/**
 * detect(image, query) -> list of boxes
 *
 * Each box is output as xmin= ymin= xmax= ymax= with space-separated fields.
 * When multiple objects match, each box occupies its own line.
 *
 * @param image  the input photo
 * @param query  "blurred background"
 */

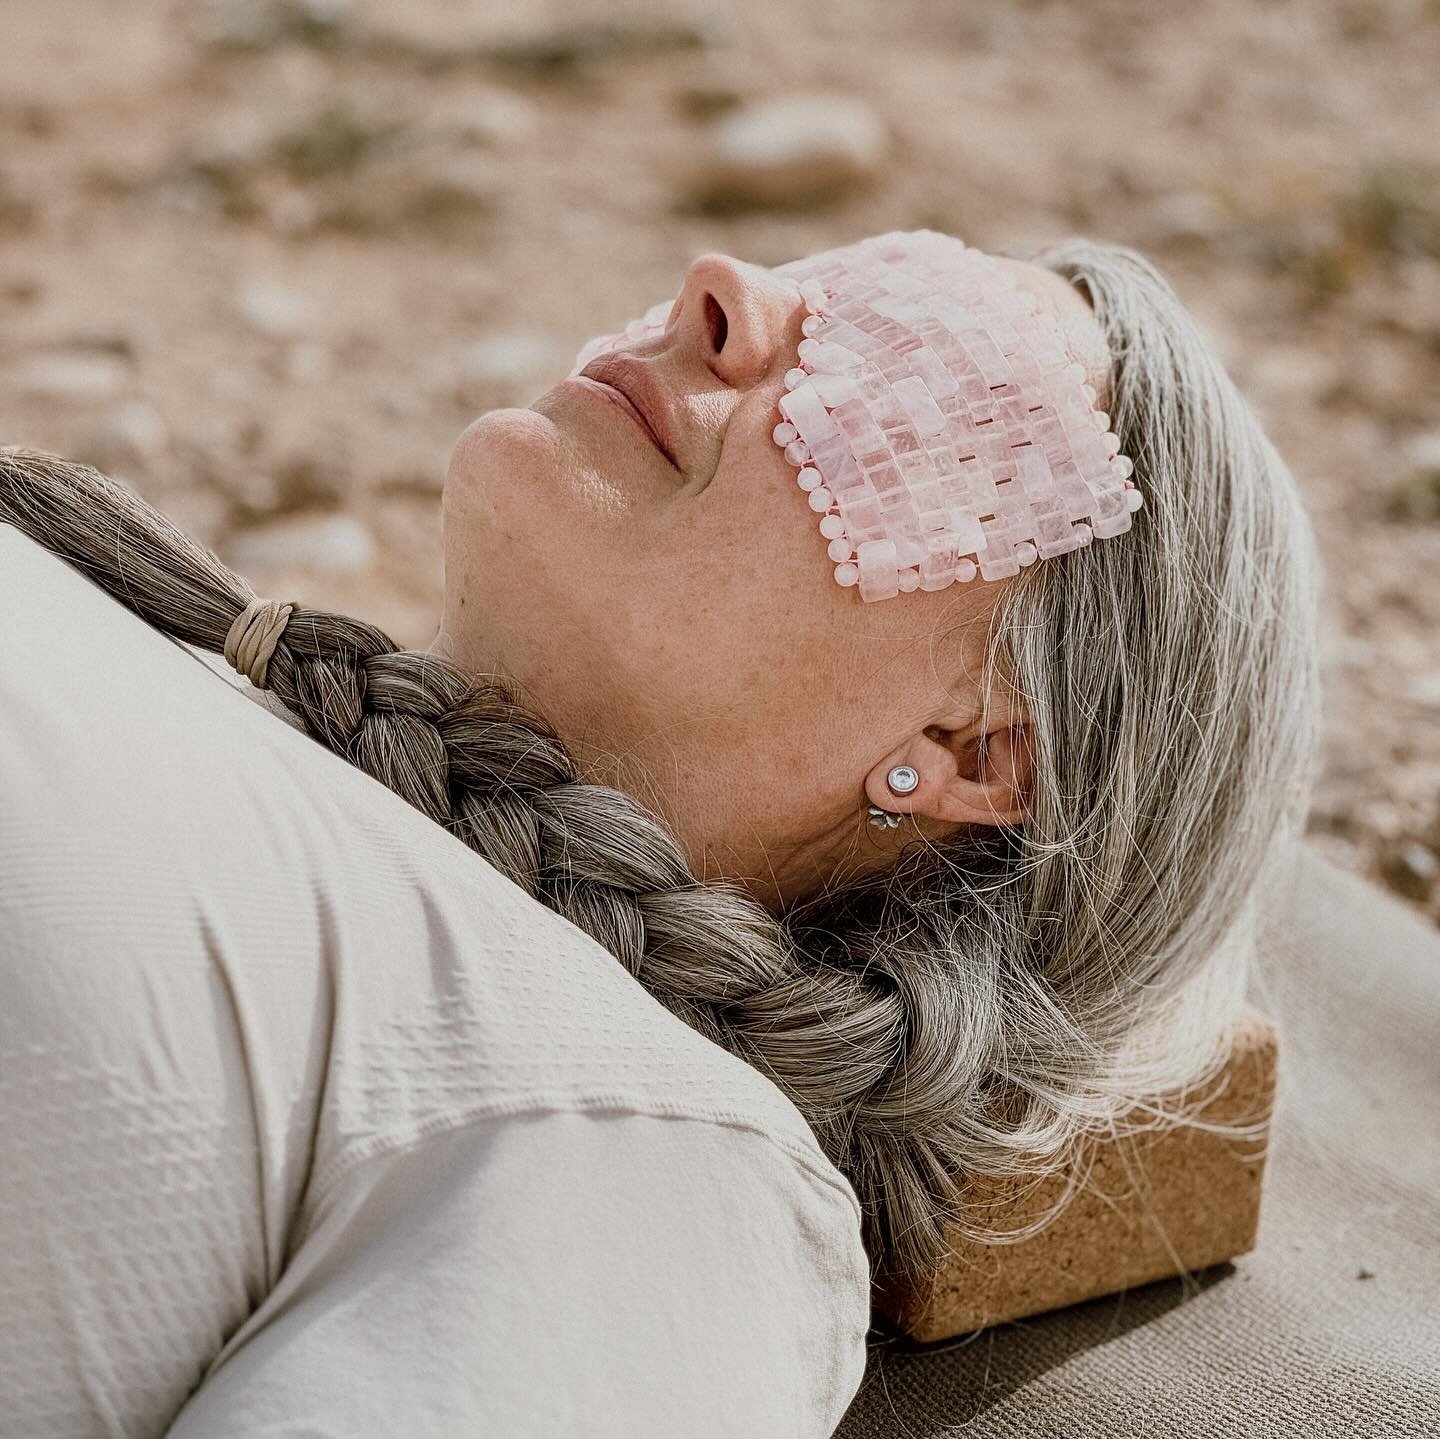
xmin=2 ymin=0 xmax=1437 ymax=923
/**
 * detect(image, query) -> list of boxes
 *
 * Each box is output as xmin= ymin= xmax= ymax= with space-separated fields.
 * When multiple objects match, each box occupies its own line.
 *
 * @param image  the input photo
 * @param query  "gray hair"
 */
xmin=0 ymin=235 xmax=1321 ymax=1296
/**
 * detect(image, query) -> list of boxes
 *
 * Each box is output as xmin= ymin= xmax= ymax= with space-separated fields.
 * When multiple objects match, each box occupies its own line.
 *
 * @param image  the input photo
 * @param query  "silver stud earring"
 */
xmin=867 ymin=764 xmax=919 ymax=829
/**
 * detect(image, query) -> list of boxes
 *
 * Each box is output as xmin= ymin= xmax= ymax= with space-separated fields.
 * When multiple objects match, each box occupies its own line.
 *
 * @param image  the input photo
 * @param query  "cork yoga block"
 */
xmin=873 ymin=1004 xmax=1279 ymax=1343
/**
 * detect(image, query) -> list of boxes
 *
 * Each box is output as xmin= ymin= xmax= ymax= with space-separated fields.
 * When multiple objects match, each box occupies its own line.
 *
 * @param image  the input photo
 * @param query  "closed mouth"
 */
xmin=577 ymin=356 xmax=679 ymax=470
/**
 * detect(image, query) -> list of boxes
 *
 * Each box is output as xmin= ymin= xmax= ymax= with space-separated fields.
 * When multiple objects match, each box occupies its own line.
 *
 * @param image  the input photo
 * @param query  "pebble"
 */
xmin=313 ymin=149 xmax=500 ymax=233
xmin=15 ymin=350 xmax=131 ymax=401
xmin=223 ymin=511 xmax=377 ymax=576
xmin=1407 ymin=672 xmax=1440 ymax=710
xmin=1379 ymin=839 xmax=1439 ymax=903
xmin=430 ymin=91 xmax=538 ymax=147
xmin=1246 ymin=346 xmax=1338 ymax=401
xmin=191 ymin=0 xmax=353 ymax=51
xmin=1400 ymin=428 xmax=1440 ymax=476
xmin=286 ymin=342 xmax=335 ymax=384
xmin=457 ymin=330 xmax=554 ymax=386
xmin=70 ymin=401 xmax=170 ymax=471
xmin=475 ymin=18 xmax=715 ymax=74
xmin=696 ymin=93 xmax=888 ymax=210
xmin=1144 ymin=190 xmax=1230 ymax=245
xmin=236 ymin=279 xmax=316 ymax=339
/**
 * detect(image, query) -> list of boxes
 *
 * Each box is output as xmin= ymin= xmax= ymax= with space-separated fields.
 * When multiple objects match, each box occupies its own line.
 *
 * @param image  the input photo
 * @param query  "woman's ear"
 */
xmin=865 ymin=716 xmax=1033 ymax=830
xmin=966 ymin=722 xmax=1033 ymax=827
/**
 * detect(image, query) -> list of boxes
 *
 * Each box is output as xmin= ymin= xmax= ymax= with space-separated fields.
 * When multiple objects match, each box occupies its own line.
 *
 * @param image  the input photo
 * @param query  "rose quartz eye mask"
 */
xmin=572 ymin=229 xmax=1142 ymax=602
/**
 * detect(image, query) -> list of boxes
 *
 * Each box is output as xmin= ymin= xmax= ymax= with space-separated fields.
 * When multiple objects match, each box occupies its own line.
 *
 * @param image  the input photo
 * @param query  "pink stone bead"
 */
xmin=802 ymin=315 xmax=825 ymax=338
xmin=834 ymin=563 xmax=860 ymax=586
xmin=784 ymin=368 xmax=808 ymax=390
xmin=819 ymin=513 xmax=846 ymax=539
xmin=956 ymin=559 xmax=978 ymax=582
xmin=1074 ymin=523 xmax=1093 ymax=543
xmin=1126 ymin=489 xmax=1145 ymax=512
xmin=808 ymin=486 xmax=834 ymax=512
xmin=773 ymin=422 xmax=799 ymax=447
xmin=897 ymin=569 xmax=920 ymax=592
xmin=784 ymin=439 xmax=811 ymax=466
xmin=1015 ymin=541 xmax=1038 ymax=566
xmin=827 ymin=537 xmax=853 ymax=562
xmin=796 ymin=467 xmax=823 ymax=491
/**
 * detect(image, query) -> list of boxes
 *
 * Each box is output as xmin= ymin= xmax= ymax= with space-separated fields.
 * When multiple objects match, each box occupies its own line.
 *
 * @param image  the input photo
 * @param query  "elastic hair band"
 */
xmin=224 ymin=596 xmax=295 ymax=690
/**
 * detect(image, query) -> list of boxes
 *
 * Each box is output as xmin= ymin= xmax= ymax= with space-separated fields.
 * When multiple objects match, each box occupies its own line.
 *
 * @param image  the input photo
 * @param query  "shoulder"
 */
xmin=180 ymin=1106 xmax=871 ymax=1439
xmin=0 ymin=519 xmax=857 ymax=1242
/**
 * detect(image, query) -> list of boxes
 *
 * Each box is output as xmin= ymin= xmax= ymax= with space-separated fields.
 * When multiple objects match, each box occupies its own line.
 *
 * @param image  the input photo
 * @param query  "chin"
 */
xmin=444 ymin=406 xmax=567 ymax=517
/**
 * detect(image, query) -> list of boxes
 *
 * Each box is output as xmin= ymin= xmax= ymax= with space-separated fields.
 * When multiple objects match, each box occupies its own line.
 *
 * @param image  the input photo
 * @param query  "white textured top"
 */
xmin=0 ymin=522 xmax=871 ymax=1438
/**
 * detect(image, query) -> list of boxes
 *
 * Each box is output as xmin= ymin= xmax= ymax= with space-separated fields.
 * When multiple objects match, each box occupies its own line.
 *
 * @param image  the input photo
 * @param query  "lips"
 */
xmin=578 ymin=354 xmax=679 ymax=469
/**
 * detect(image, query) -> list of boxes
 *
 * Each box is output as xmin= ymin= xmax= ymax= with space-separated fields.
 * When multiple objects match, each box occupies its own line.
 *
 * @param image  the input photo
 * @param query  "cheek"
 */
xmin=692 ymin=442 xmax=838 ymax=610
xmin=642 ymin=464 xmax=845 ymax=703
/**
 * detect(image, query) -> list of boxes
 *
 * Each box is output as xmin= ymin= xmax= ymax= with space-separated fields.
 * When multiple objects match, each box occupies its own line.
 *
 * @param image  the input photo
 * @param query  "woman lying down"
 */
xmin=0 ymin=229 xmax=1320 ymax=1436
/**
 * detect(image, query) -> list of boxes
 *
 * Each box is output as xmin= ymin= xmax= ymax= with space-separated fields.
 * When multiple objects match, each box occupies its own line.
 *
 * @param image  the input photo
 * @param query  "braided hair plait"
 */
xmin=0 ymin=447 xmax=920 ymax=1277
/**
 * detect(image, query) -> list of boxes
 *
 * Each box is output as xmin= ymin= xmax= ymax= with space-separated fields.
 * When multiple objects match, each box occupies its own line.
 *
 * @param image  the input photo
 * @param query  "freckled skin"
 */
xmin=430 ymin=244 xmax=1110 ymax=913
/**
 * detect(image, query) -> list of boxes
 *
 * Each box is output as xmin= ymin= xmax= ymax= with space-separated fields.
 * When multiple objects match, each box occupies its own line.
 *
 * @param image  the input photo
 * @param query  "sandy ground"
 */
xmin=3 ymin=0 xmax=1438 ymax=925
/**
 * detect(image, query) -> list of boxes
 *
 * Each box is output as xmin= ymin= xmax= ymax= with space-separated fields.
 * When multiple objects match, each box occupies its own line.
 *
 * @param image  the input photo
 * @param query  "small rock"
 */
xmin=475 ymin=19 xmax=714 ymax=75
xmin=271 ymin=452 xmax=349 ymax=512
xmin=1381 ymin=471 xmax=1440 ymax=523
xmin=223 ymin=510 xmax=377 ymax=576
xmin=286 ymin=341 xmax=335 ymax=384
xmin=673 ymin=83 xmax=745 ymax=120
xmin=236 ymin=278 xmax=316 ymax=339
xmin=1305 ymin=803 xmax=1362 ymax=841
xmin=1407 ymin=672 xmax=1440 ymax=709
xmin=263 ymin=188 xmax=322 ymax=236
xmin=191 ymin=0 xmax=353 ymax=51
xmin=1144 ymin=190 xmax=1230 ymax=246
xmin=694 ymin=93 xmax=888 ymax=212
xmin=184 ymin=107 xmax=283 ymax=177
xmin=272 ymin=99 xmax=409 ymax=181
xmin=457 ymin=330 xmax=555 ymax=386
xmin=154 ymin=483 xmax=232 ymax=545
xmin=429 ymin=90 xmax=537 ymax=147
xmin=0 ymin=172 xmax=37 ymax=233
xmin=1400 ymin=428 xmax=1440 ymax=476
xmin=3 ymin=275 xmax=41 ymax=305
xmin=70 ymin=401 xmax=170 ymax=471
xmin=15 ymin=349 xmax=131 ymax=401
xmin=1380 ymin=427 xmax=1440 ymax=522
xmin=1246 ymin=346 xmax=1339 ymax=402
xmin=311 ymin=148 xmax=500 ymax=234
xmin=1379 ymin=839 xmax=1439 ymax=903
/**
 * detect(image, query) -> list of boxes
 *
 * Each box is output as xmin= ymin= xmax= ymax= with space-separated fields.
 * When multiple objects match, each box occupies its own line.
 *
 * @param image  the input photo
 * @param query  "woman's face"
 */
xmin=432 ymin=241 xmax=1110 ymax=912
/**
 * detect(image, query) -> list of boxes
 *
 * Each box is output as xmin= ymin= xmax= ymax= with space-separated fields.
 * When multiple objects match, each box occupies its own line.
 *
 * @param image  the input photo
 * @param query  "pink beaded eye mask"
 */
xmin=572 ymin=229 xmax=1142 ymax=602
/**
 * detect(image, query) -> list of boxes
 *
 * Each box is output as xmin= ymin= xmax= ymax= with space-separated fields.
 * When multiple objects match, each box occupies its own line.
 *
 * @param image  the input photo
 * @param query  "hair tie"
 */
xmin=224 ymin=596 xmax=296 ymax=690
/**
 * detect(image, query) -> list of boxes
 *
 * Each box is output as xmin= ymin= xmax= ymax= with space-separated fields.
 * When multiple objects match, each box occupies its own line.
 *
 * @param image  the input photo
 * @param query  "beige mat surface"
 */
xmin=836 ymin=839 xmax=1440 ymax=1438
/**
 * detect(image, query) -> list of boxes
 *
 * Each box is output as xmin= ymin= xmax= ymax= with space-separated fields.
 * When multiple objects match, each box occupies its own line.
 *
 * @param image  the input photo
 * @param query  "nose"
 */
xmin=671 ymin=253 xmax=802 ymax=388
